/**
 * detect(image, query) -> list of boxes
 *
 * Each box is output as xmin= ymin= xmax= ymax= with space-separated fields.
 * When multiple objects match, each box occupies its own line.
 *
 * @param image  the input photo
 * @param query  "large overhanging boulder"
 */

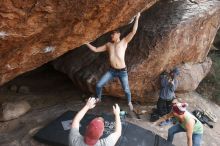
xmin=53 ymin=0 xmax=220 ymax=102
xmin=0 ymin=0 xmax=157 ymax=85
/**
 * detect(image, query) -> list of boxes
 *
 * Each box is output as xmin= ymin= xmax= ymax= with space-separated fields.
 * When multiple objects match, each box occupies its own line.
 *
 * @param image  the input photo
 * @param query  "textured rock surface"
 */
xmin=214 ymin=29 xmax=220 ymax=48
xmin=0 ymin=100 xmax=31 ymax=121
xmin=177 ymin=57 xmax=212 ymax=92
xmin=53 ymin=0 xmax=220 ymax=102
xmin=0 ymin=0 xmax=156 ymax=85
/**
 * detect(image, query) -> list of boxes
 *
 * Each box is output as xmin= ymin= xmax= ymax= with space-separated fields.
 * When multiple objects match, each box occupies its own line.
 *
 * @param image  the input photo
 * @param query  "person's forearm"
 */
xmin=86 ymin=43 xmax=97 ymax=52
xmin=132 ymin=16 xmax=139 ymax=33
xmin=186 ymin=130 xmax=193 ymax=146
xmin=187 ymin=138 xmax=193 ymax=146
xmin=72 ymin=105 xmax=89 ymax=126
xmin=173 ymin=81 xmax=178 ymax=90
xmin=169 ymin=80 xmax=177 ymax=91
xmin=114 ymin=114 xmax=122 ymax=136
xmin=169 ymin=83 xmax=175 ymax=92
xmin=156 ymin=113 xmax=173 ymax=124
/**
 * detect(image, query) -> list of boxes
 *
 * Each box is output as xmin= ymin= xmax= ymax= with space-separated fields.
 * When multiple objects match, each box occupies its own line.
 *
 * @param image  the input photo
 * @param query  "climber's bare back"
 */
xmin=106 ymin=40 xmax=127 ymax=69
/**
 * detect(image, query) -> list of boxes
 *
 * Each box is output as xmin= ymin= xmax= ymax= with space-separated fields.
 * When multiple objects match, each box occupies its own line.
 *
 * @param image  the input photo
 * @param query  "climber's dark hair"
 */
xmin=112 ymin=30 xmax=120 ymax=34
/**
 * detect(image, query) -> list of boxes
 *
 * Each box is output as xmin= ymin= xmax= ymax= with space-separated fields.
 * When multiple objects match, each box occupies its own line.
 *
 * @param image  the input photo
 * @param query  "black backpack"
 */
xmin=192 ymin=110 xmax=213 ymax=128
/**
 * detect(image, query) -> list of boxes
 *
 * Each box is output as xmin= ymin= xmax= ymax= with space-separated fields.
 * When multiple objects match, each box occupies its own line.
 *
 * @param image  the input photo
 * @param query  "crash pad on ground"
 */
xmin=34 ymin=111 xmax=174 ymax=146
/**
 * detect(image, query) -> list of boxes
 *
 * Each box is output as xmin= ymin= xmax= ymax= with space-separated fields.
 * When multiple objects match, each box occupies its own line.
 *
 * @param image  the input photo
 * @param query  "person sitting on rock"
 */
xmin=154 ymin=102 xmax=203 ymax=146
xmin=85 ymin=12 xmax=141 ymax=111
xmin=69 ymin=97 xmax=121 ymax=146
xmin=156 ymin=67 xmax=180 ymax=125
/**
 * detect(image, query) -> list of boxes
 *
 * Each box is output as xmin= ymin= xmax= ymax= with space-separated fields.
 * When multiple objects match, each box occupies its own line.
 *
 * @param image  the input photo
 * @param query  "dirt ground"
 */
xmin=0 ymin=65 xmax=220 ymax=146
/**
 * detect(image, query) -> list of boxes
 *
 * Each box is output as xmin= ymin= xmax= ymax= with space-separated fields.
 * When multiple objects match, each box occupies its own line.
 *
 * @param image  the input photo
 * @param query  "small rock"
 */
xmin=18 ymin=86 xmax=30 ymax=94
xmin=0 ymin=100 xmax=31 ymax=121
xmin=9 ymin=85 xmax=18 ymax=92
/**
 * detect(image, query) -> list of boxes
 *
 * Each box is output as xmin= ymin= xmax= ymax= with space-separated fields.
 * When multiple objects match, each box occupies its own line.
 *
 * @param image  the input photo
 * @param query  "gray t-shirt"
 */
xmin=69 ymin=128 xmax=118 ymax=146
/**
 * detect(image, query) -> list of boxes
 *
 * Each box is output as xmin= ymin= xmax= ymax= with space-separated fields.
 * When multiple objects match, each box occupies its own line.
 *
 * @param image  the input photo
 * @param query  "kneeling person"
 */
xmin=157 ymin=68 xmax=179 ymax=117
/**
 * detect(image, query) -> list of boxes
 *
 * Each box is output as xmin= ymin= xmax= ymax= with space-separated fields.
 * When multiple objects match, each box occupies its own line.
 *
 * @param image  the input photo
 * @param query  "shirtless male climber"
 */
xmin=86 ymin=12 xmax=141 ymax=111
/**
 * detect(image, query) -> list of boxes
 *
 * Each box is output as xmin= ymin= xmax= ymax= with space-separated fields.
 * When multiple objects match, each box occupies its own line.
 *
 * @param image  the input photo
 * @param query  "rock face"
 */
xmin=0 ymin=0 xmax=156 ymax=85
xmin=0 ymin=100 xmax=31 ymax=121
xmin=177 ymin=58 xmax=212 ymax=92
xmin=53 ymin=0 xmax=220 ymax=102
xmin=214 ymin=29 xmax=220 ymax=48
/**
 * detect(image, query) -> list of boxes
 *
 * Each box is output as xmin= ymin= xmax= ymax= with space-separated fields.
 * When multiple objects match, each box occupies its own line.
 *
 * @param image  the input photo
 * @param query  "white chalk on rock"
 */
xmin=43 ymin=46 xmax=55 ymax=53
xmin=0 ymin=31 xmax=8 ymax=39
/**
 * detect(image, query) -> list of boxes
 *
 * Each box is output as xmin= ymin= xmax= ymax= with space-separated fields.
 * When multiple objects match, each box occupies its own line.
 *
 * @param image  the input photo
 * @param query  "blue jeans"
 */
xmin=167 ymin=124 xmax=202 ymax=146
xmin=96 ymin=68 xmax=131 ymax=103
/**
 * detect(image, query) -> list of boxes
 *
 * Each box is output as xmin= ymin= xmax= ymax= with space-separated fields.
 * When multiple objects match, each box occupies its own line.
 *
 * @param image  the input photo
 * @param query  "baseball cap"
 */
xmin=84 ymin=117 xmax=104 ymax=145
xmin=172 ymin=102 xmax=188 ymax=115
